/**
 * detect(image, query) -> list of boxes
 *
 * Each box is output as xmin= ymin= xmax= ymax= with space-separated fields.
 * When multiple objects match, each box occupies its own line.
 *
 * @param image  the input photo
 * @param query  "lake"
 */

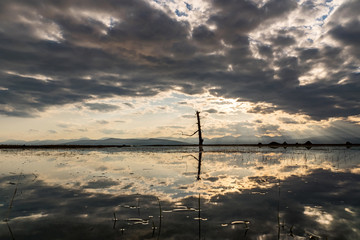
xmin=1 ymin=146 xmax=359 ymax=239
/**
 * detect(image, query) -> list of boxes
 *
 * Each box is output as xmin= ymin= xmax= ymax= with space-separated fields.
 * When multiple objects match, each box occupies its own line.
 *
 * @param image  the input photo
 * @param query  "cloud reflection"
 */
xmin=0 ymin=147 xmax=359 ymax=239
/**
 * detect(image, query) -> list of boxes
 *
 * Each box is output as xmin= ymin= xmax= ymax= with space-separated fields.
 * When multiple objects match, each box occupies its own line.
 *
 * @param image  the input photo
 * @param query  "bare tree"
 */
xmin=196 ymin=111 xmax=204 ymax=148
xmin=182 ymin=111 xmax=204 ymax=149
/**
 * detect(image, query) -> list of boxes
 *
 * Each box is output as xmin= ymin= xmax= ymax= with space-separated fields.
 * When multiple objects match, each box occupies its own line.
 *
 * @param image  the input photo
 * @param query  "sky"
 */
xmin=0 ymin=0 xmax=359 ymax=143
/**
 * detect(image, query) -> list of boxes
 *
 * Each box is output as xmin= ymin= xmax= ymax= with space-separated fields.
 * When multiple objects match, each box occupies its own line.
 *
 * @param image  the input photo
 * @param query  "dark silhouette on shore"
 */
xmin=1 ymin=141 xmax=359 ymax=149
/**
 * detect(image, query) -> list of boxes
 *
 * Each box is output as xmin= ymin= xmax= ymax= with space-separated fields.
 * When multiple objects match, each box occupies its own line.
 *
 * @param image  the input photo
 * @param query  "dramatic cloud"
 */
xmin=0 ymin=0 xmax=359 ymax=124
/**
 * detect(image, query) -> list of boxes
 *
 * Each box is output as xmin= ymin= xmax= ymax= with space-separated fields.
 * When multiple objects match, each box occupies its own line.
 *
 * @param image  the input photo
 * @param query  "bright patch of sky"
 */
xmin=5 ymin=71 xmax=53 ymax=82
xmin=175 ymin=9 xmax=188 ymax=17
xmin=148 ymin=0 xmax=213 ymax=28
xmin=1 ymin=89 xmax=354 ymax=143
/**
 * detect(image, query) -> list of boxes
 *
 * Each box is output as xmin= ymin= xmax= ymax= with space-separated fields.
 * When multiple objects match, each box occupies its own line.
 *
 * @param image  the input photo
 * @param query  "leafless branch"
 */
xmin=180 ymin=130 xmax=199 ymax=137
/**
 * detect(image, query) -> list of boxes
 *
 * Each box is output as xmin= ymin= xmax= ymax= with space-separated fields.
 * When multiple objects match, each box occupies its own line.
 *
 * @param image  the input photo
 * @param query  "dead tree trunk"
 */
xmin=196 ymin=111 xmax=204 ymax=149
xmin=181 ymin=111 xmax=204 ymax=151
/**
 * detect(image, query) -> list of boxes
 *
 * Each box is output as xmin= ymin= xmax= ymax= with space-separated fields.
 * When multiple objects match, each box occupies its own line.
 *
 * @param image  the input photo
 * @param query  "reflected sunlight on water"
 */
xmin=0 ymin=146 xmax=359 ymax=239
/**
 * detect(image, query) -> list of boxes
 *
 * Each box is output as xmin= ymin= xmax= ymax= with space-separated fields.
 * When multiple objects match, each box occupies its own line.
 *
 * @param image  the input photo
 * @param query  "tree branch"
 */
xmin=181 ymin=130 xmax=199 ymax=137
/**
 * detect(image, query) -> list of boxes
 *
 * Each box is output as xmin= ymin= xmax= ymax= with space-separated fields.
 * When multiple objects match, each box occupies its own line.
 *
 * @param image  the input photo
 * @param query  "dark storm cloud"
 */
xmin=123 ymin=102 xmax=134 ymax=108
xmin=327 ymin=0 xmax=360 ymax=55
xmin=0 ymin=0 xmax=359 ymax=120
xmin=256 ymin=124 xmax=280 ymax=134
xmin=83 ymin=179 xmax=118 ymax=189
xmin=207 ymin=0 xmax=297 ymax=40
xmin=192 ymin=25 xmax=218 ymax=46
xmin=298 ymin=48 xmax=320 ymax=61
xmin=270 ymin=35 xmax=296 ymax=47
xmin=84 ymin=103 xmax=119 ymax=112
xmin=248 ymin=105 xmax=276 ymax=114
xmin=278 ymin=117 xmax=299 ymax=124
xmin=329 ymin=20 xmax=360 ymax=55
xmin=258 ymin=44 xmax=273 ymax=58
xmin=204 ymin=108 xmax=218 ymax=114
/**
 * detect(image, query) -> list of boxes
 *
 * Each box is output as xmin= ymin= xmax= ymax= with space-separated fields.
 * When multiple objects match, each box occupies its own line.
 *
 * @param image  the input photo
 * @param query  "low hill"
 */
xmin=64 ymin=138 xmax=188 ymax=146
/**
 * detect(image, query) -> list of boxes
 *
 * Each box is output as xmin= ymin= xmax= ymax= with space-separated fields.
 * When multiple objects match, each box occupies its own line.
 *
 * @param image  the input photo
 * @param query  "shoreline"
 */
xmin=0 ymin=143 xmax=359 ymax=149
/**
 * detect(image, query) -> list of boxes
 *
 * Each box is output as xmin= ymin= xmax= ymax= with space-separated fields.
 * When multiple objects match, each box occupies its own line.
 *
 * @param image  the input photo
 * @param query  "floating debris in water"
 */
xmin=231 ymin=220 xmax=250 ymax=225
xmin=126 ymin=218 xmax=149 ymax=225
xmin=172 ymin=206 xmax=196 ymax=212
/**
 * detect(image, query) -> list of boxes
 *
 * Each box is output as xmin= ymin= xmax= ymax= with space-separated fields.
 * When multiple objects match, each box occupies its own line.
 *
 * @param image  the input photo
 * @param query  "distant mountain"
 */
xmin=63 ymin=138 xmax=188 ymax=146
xmin=0 ymin=138 xmax=189 ymax=146
xmin=0 ymin=138 xmax=90 ymax=145
xmin=1 ymin=136 xmax=359 ymax=146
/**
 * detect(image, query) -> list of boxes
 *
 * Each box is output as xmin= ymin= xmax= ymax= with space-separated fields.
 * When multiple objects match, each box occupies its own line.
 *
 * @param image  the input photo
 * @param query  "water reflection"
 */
xmin=0 ymin=147 xmax=360 ymax=239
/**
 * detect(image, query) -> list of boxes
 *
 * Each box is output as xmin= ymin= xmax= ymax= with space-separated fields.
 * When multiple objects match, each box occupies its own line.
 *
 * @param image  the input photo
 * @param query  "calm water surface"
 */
xmin=0 ymin=146 xmax=359 ymax=239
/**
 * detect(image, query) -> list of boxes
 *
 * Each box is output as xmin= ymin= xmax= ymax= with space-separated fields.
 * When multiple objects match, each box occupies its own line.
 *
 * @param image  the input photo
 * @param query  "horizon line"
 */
xmin=1 ymin=143 xmax=359 ymax=149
